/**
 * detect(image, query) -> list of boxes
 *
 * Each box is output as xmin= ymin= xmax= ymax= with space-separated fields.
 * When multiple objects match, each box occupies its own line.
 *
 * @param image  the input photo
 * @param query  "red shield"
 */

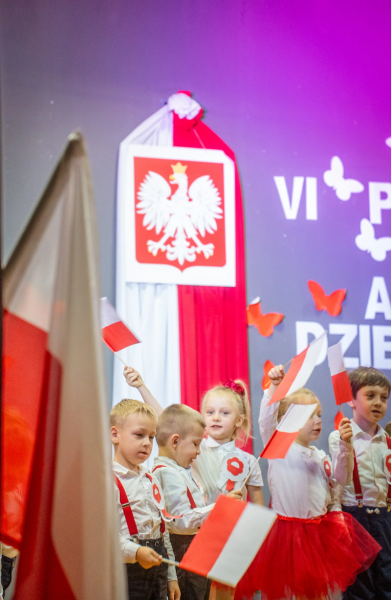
xmin=134 ymin=157 xmax=226 ymax=272
xmin=153 ymin=483 xmax=162 ymax=505
xmin=324 ymin=460 xmax=332 ymax=478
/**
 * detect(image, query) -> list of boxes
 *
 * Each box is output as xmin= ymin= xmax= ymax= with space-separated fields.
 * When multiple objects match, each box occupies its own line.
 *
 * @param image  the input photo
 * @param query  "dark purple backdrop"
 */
xmin=1 ymin=0 xmax=391 ymax=498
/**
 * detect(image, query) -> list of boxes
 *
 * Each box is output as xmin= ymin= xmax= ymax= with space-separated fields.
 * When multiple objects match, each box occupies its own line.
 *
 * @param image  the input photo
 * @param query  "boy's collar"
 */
xmin=351 ymin=420 xmax=385 ymax=439
xmin=154 ymin=455 xmax=181 ymax=469
xmin=112 ymin=460 xmax=147 ymax=477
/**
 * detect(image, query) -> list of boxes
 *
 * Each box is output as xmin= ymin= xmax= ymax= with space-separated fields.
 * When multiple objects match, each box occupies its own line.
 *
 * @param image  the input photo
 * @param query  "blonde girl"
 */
xmin=192 ymin=379 xmax=264 ymax=506
xmin=234 ymin=365 xmax=381 ymax=600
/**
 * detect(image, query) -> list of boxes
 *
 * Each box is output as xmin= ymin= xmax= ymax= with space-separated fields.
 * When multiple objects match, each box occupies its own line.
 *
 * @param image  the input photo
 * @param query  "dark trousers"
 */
xmin=1 ymin=555 xmax=17 ymax=598
xmin=170 ymin=534 xmax=211 ymax=600
xmin=126 ymin=538 xmax=168 ymax=600
xmin=342 ymin=505 xmax=391 ymax=600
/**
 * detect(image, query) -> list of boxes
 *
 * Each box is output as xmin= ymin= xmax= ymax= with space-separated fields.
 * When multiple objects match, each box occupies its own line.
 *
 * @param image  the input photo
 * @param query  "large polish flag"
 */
xmin=327 ymin=342 xmax=353 ymax=405
xmin=180 ymin=495 xmax=276 ymax=587
xmin=261 ymin=403 xmax=318 ymax=459
xmin=2 ymin=133 xmax=126 ymax=600
xmin=267 ymin=332 xmax=327 ymax=406
xmin=115 ymin=92 xmax=251 ymax=451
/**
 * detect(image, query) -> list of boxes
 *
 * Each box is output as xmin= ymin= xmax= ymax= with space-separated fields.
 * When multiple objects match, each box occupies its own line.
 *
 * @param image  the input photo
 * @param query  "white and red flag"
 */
xmin=327 ymin=342 xmax=353 ymax=405
xmin=101 ymin=296 xmax=140 ymax=352
xmin=179 ymin=495 xmax=276 ymax=587
xmin=115 ymin=92 xmax=251 ymax=452
xmin=2 ymin=134 xmax=126 ymax=599
xmin=267 ymin=332 xmax=327 ymax=405
xmin=261 ymin=403 xmax=319 ymax=459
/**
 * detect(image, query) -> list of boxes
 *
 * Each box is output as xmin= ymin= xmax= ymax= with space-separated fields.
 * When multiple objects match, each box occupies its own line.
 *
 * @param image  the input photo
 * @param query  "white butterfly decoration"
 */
xmin=386 ymin=137 xmax=391 ymax=148
xmin=324 ymin=156 xmax=364 ymax=201
xmin=355 ymin=218 xmax=391 ymax=262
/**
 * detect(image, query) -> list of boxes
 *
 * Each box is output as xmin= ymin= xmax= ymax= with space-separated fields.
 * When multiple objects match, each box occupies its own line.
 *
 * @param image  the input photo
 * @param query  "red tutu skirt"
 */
xmin=234 ymin=511 xmax=381 ymax=600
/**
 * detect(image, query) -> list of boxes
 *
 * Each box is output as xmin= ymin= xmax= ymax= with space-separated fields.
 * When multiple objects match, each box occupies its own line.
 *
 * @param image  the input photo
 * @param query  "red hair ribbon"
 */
xmin=224 ymin=380 xmax=245 ymax=397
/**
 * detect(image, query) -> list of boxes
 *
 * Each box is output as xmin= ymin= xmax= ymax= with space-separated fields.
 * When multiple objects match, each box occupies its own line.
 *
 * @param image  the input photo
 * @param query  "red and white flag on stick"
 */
xmin=101 ymin=296 xmax=140 ymax=354
xmin=267 ymin=332 xmax=327 ymax=406
xmin=2 ymin=133 xmax=126 ymax=600
xmin=327 ymin=342 xmax=353 ymax=406
xmin=261 ymin=403 xmax=318 ymax=459
xmin=179 ymin=495 xmax=276 ymax=587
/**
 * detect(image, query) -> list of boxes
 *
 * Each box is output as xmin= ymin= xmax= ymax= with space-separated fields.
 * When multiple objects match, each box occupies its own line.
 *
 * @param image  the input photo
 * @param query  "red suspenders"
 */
xmin=115 ymin=475 xmax=138 ymax=535
xmin=352 ymin=435 xmax=391 ymax=509
xmin=114 ymin=472 xmax=165 ymax=537
xmin=152 ymin=464 xmax=197 ymax=509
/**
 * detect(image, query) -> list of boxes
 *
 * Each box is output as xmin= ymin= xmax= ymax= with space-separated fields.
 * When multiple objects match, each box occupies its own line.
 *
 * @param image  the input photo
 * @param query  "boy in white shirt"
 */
xmin=329 ymin=366 xmax=391 ymax=600
xmin=111 ymin=399 xmax=180 ymax=600
xmin=153 ymin=404 xmax=241 ymax=600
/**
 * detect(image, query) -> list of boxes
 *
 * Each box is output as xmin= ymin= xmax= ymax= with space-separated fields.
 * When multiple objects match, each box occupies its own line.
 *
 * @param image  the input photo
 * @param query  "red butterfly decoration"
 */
xmin=262 ymin=360 xmax=274 ymax=390
xmin=334 ymin=410 xmax=344 ymax=430
xmin=246 ymin=298 xmax=284 ymax=337
xmin=308 ymin=280 xmax=346 ymax=317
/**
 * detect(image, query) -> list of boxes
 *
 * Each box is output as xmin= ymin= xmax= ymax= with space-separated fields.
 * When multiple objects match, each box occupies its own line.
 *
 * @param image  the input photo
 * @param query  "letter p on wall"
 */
xmin=369 ymin=182 xmax=391 ymax=224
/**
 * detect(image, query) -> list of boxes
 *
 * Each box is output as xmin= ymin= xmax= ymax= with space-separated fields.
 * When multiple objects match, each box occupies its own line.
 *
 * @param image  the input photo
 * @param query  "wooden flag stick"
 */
xmin=161 ymin=558 xmax=180 ymax=567
xmin=264 ymin=357 xmax=294 ymax=390
xmin=239 ymin=456 xmax=261 ymax=492
xmin=114 ymin=352 xmax=127 ymax=367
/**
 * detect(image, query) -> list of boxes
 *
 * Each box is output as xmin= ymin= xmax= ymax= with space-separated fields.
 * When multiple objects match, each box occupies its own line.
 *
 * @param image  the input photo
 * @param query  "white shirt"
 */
xmin=329 ymin=420 xmax=390 ymax=507
xmin=259 ymin=393 xmax=340 ymax=518
xmin=112 ymin=461 xmax=176 ymax=580
xmin=197 ymin=437 xmax=263 ymax=504
xmin=153 ymin=456 xmax=214 ymax=535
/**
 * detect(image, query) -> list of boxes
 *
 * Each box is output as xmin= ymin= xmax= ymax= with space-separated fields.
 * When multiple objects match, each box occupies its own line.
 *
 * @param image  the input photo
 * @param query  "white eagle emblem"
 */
xmin=136 ymin=162 xmax=223 ymax=266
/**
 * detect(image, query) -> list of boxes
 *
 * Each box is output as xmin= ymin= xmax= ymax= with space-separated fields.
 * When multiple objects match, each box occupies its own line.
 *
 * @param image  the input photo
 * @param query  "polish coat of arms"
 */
xmin=137 ymin=161 xmax=223 ymax=266
xmin=125 ymin=146 xmax=236 ymax=287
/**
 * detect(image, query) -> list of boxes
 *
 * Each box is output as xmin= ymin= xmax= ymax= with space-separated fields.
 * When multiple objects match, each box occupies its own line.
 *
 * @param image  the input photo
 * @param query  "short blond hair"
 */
xmin=156 ymin=404 xmax=205 ymax=446
xmin=201 ymin=380 xmax=251 ymax=446
xmin=277 ymin=388 xmax=320 ymax=422
xmin=110 ymin=399 xmax=157 ymax=429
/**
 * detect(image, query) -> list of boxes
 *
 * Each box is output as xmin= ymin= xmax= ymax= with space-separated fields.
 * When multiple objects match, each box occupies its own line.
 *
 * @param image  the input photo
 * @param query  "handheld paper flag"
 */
xmin=334 ymin=410 xmax=344 ymax=430
xmin=179 ymin=495 xmax=276 ymax=587
xmin=267 ymin=332 xmax=327 ymax=406
xmin=261 ymin=403 xmax=318 ymax=459
xmin=327 ymin=342 xmax=353 ymax=405
xmin=100 ymin=297 xmax=140 ymax=352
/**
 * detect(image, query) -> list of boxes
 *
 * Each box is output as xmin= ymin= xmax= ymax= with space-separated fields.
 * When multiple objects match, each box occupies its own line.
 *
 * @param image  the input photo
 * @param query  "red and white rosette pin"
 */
xmin=221 ymin=452 xmax=249 ymax=491
xmin=385 ymin=451 xmax=391 ymax=484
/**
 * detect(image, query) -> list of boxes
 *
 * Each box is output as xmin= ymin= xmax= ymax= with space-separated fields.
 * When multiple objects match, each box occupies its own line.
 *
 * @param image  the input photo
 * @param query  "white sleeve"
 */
xmin=329 ymin=430 xmax=354 ymax=487
xmin=119 ymin=534 xmax=139 ymax=563
xmin=155 ymin=468 xmax=214 ymax=534
xmin=258 ymin=391 xmax=278 ymax=447
xmin=163 ymin=531 xmax=177 ymax=581
xmin=247 ymin=454 xmax=263 ymax=487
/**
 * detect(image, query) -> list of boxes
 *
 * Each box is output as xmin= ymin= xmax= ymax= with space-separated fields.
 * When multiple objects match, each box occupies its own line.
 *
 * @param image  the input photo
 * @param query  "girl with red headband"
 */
xmin=191 ymin=379 xmax=265 ymax=507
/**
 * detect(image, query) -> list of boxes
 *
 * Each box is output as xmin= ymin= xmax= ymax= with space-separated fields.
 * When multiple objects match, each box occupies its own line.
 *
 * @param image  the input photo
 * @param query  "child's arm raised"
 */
xmin=259 ymin=364 xmax=285 ymax=446
xmin=123 ymin=366 xmax=163 ymax=416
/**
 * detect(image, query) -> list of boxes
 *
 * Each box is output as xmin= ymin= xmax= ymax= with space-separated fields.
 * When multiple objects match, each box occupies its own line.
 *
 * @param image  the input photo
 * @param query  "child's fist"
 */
xmin=268 ymin=365 xmax=285 ymax=387
xmin=124 ymin=366 xmax=144 ymax=389
xmin=339 ymin=417 xmax=353 ymax=443
xmin=136 ymin=546 xmax=162 ymax=569
xmin=227 ymin=489 xmax=243 ymax=500
xmin=168 ymin=580 xmax=181 ymax=600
